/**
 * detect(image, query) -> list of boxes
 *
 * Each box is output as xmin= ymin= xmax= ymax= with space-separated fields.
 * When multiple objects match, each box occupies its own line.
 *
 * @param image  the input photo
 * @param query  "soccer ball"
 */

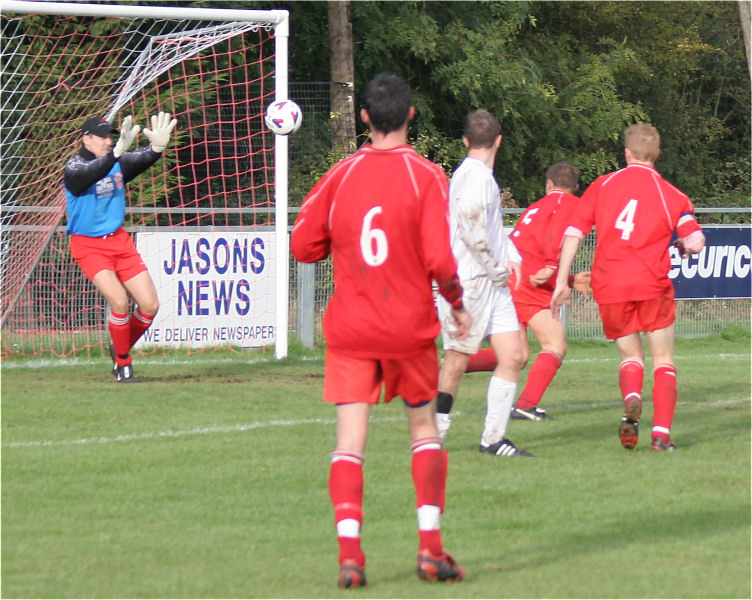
xmin=265 ymin=99 xmax=303 ymax=135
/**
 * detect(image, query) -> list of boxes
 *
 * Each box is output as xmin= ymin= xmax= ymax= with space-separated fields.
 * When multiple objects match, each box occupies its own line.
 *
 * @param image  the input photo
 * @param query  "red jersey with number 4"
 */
xmin=511 ymin=190 xmax=580 ymax=292
xmin=290 ymin=144 xmax=462 ymax=359
xmin=569 ymin=163 xmax=697 ymax=303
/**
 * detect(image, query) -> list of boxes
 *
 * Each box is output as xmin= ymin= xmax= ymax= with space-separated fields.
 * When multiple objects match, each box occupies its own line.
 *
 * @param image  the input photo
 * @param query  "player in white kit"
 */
xmin=435 ymin=109 xmax=531 ymax=457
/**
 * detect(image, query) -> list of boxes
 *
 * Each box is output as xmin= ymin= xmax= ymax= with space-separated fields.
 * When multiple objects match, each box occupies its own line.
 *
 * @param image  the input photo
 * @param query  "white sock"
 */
xmin=481 ymin=376 xmax=517 ymax=446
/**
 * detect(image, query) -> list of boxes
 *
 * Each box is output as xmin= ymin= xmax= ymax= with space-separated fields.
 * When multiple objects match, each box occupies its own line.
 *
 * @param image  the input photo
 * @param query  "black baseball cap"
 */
xmin=81 ymin=117 xmax=118 ymax=136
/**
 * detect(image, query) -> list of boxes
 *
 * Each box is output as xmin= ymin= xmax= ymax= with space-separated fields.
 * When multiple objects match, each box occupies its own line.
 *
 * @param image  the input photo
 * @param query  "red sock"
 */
xmin=465 ymin=347 xmax=497 ymax=373
xmin=329 ymin=452 xmax=365 ymax=567
xmin=517 ymin=350 xmax=562 ymax=409
xmin=619 ymin=357 xmax=644 ymax=405
xmin=652 ymin=363 xmax=677 ymax=440
xmin=129 ymin=308 xmax=155 ymax=347
xmin=109 ymin=311 xmax=132 ymax=366
xmin=411 ymin=437 xmax=446 ymax=556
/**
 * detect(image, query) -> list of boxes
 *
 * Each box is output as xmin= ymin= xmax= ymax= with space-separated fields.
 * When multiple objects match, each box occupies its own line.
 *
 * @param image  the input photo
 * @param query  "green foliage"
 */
xmin=269 ymin=0 xmax=750 ymax=207
xmin=16 ymin=1 xmax=748 ymax=213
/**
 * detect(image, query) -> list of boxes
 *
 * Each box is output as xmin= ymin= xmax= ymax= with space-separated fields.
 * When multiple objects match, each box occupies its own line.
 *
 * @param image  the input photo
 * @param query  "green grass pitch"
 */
xmin=1 ymin=333 xmax=749 ymax=598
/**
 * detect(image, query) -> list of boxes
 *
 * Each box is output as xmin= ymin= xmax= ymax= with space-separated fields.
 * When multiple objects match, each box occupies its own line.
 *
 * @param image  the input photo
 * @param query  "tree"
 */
xmin=253 ymin=0 xmax=749 ymax=209
xmin=328 ymin=0 xmax=356 ymax=154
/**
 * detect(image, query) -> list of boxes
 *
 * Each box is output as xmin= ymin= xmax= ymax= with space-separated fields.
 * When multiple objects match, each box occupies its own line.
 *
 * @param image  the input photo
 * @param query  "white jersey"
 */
xmin=437 ymin=156 xmax=520 ymax=352
xmin=448 ymin=157 xmax=520 ymax=284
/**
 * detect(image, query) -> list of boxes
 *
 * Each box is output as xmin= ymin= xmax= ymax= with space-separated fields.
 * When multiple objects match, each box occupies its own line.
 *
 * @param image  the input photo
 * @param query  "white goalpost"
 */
xmin=0 ymin=1 xmax=292 ymax=359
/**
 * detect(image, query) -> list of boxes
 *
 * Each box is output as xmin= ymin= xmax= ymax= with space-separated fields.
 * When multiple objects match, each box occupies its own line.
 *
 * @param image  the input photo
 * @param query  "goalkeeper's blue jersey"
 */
xmin=65 ymin=160 xmax=126 ymax=237
xmin=64 ymin=146 xmax=160 ymax=237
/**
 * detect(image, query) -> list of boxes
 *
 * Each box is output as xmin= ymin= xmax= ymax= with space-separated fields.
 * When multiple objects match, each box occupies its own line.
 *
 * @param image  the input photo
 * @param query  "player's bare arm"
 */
xmin=572 ymin=271 xmax=592 ymax=299
xmin=551 ymin=234 xmax=582 ymax=318
xmin=530 ymin=266 xmax=555 ymax=286
xmin=507 ymin=260 xmax=521 ymax=290
xmin=674 ymin=214 xmax=706 ymax=258
xmin=449 ymin=305 xmax=472 ymax=340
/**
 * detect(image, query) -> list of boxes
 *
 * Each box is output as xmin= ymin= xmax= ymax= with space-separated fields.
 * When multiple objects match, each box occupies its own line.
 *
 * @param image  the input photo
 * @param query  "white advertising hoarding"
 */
xmin=135 ymin=231 xmax=276 ymax=348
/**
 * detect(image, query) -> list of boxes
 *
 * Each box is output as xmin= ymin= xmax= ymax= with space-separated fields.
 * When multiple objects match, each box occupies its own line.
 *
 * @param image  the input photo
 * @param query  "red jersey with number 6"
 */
xmin=568 ymin=162 xmax=697 ymax=303
xmin=290 ymin=144 xmax=462 ymax=359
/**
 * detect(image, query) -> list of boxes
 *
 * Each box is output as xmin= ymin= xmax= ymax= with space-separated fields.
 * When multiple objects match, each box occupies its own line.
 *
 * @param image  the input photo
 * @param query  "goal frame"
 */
xmin=0 ymin=0 xmax=292 ymax=359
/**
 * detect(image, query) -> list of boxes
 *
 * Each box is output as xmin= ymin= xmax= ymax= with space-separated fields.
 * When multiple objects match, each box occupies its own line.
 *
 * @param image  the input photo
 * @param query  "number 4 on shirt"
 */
xmin=615 ymin=199 xmax=638 ymax=241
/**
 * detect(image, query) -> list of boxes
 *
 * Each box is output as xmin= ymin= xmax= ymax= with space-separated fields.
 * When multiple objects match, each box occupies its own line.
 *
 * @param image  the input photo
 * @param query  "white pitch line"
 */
xmin=2 ymin=352 xmax=749 ymax=370
xmin=2 ymin=417 xmax=337 ymax=449
xmin=3 ymin=396 xmax=748 ymax=450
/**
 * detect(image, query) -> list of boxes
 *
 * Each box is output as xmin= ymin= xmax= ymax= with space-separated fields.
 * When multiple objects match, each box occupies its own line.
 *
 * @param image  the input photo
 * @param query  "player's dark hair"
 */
xmin=546 ymin=162 xmax=580 ymax=192
xmin=464 ymin=109 xmax=500 ymax=149
xmin=362 ymin=73 xmax=412 ymax=134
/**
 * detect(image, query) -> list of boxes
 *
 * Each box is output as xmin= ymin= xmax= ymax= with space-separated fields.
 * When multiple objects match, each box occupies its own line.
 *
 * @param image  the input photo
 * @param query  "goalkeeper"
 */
xmin=63 ymin=112 xmax=177 ymax=382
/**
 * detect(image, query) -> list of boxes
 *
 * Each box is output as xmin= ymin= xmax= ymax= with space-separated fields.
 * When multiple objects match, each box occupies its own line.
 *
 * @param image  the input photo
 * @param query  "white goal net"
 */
xmin=1 ymin=1 xmax=293 ymax=359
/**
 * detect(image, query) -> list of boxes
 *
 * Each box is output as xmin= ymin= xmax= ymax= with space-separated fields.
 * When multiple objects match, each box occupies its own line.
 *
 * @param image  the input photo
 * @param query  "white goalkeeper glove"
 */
xmin=143 ymin=111 xmax=177 ymax=153
xmin=113 ymin=115 xmax=140 ymax=158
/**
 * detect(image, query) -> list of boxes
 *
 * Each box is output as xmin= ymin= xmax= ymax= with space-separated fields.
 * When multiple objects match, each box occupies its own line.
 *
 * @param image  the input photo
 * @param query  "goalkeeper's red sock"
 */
xmin=411 ymin=437 xmax=446 ymax=557
xmin=329 ymin=451 xmax=365 ymax=567
xmin=109 ymin=311 xmax=132 ymax=366
xmin=619 ymin=357 xmax=644 ymax=406
xmin=652 ymin=363 xmax=677 ymax=441
xmin=129 ymin=308 xmax=155 ymax=347
xmin=465 ymin=347 xmax=497 ymax=372
xmin=516 ymin=350 xmax=562 ymax=409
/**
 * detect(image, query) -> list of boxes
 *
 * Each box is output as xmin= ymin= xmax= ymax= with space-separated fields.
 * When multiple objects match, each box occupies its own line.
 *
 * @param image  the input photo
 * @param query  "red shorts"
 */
xmin=323 ymin=346 xmax=439 ymax=407
xmin=510 ymin=279 xmax=551 ymax=326
xmin=69 ymin=227 xmax=147 ymax=283
xmin=598 ymin=289 xmax=676 ymax=339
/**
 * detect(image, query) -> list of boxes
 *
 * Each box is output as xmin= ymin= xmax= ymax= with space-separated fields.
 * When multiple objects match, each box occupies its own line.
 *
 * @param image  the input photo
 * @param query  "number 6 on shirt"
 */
xmin=361 ymin=206 xmax=388 ymax=266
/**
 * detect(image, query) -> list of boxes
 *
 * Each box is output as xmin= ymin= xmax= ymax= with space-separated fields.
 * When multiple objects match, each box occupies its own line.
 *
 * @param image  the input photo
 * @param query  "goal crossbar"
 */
xmin=0 ymin=1 xmax=288 ymax=26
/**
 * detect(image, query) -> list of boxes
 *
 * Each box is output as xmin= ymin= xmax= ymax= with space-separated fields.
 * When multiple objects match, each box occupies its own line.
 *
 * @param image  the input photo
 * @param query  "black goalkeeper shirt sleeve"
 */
xmin=119 ymin=147 xmax=162 ymax=183
xmin=63 ymin=149 xmax=118 ymax=196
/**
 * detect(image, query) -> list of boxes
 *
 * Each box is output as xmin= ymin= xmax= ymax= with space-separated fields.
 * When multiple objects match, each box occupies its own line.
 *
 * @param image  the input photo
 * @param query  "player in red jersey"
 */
xmin=459 ymin=163 xmax=591 ymax=420
xmin=290 ymin=73 xmax=471 ymax=588
xmin=505 ymin=162 xmax=592 ymax=419
xmin=552 ymin=123 xmax=705 ymax=451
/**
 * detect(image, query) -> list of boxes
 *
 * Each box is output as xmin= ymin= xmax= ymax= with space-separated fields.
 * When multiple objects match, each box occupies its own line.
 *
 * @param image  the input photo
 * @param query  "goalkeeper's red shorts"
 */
xmin=323 ymin=345 xmax=439 ymax=407
xmin=70 ymin=227 xmax=148 ymax=283
xmin=598 ymin=289 xmax=676 ymax=340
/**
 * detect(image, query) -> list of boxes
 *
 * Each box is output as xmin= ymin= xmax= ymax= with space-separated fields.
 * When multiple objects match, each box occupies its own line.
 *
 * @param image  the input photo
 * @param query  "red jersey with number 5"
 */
xmin=290 ymin=144 xmax=462 ymax=359
xmin=511 ymin=190 xmax=580 ymax=292
xmin=568 ymin=163 xmax=697 ymax=303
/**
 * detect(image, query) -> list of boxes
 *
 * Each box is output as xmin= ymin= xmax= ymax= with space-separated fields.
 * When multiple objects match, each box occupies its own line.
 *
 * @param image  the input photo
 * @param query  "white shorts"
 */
xmin=438 ymin=276 xmax=519 ymax=354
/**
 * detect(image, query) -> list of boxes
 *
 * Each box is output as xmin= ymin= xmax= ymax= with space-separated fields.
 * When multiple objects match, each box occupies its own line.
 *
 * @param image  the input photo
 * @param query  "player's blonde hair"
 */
xmin=624 ymin=123 xmax=661 ymax=162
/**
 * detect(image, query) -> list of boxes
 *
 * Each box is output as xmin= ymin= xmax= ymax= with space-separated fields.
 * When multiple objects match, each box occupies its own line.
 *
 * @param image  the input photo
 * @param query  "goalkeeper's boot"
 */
xmin=108 ymin=344 xmax=117 ymax=378
xmin=618 ymin=396 xmax=642 ymax=450
xmin=338 ymin=559 xmax=366 ymax=589
xmin=511 ymin=404 xmax=550 ymax=421
xmin=115 ymin=362 xmax=136 ymax=383
xmin=650 ymin=437 xmax=676 ymax=452
xmin=416 ymin=549 xmax=465 ymax=582
xmin=479 ymin=437 xmax=533 ymax=457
